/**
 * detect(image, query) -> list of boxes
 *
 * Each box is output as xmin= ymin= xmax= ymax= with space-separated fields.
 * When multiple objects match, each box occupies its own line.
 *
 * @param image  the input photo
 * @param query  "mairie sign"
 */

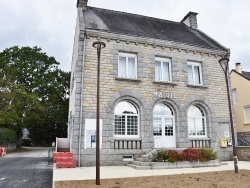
xmin=154 ymin=92 xmax=177 ymax=99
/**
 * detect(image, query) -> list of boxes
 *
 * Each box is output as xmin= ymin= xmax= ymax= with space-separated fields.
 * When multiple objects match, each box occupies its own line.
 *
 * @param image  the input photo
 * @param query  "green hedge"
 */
xmin=0 ymin=128 xmax=16 ymax=143
xmin=21 ymin=138 xmax=32 ymax=146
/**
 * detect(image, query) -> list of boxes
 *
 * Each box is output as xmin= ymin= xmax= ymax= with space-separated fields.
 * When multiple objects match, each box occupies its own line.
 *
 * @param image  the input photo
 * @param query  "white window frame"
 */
xmin=153 ymin=104 xmax=174 ymax=137
xmin=114 ymin=101 xmax=140 ymax=138
xmin=187 ymin=61 xmax=203 ymax=85
xmin=118 ymin=52 xmax=137 ymax=79
xmin=188 ymin=105 xmax=207 ymax=138
xmin=232 ymin=88 xmax=237 ymax=104
xmin=155 ymin=57 xmax=172 ymax=82
xmin=244 ymin=105 xmax=250 ymax=123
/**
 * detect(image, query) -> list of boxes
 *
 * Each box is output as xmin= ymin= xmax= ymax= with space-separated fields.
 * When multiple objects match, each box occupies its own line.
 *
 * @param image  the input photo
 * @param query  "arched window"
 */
xmin=188 ymin=105 xmax=206 ymax=137
xmin=153 ymin=103 xmax=174 ymax=136
xmin=114 ymin=101 xmax=139 ymax=136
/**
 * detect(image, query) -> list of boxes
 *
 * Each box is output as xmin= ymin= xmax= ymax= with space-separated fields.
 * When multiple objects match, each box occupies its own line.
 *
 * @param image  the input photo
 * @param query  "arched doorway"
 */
xmin=153 ymin=103 xmax=176 ymax=148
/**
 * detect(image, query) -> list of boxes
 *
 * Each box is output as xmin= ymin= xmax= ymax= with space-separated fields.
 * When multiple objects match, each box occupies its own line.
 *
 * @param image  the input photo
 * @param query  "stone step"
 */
xmin=127 ymin=164 xmax=152 ymax=170
xmin=135 ymin=157 xmax=143 ymax=162
xmin=135 ymin=155 xmax=149 ymax=162
xmin=132 ymin=160 xmax=151 ymax=166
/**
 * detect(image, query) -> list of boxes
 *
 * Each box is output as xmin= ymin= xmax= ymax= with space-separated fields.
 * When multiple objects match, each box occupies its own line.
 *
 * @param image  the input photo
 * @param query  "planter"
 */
xmin=151 ymin=159 xmax=220 ymax=169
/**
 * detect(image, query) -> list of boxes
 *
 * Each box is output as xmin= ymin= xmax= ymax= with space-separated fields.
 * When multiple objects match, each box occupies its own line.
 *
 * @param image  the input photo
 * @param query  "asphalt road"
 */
xmin=0 ymin=147 xmax=53 ymax=188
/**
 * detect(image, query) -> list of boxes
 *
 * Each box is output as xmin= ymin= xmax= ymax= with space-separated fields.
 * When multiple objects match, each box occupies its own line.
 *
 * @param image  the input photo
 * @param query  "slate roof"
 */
xmin=242 ymin=71 xmax=250 ymax=81
xmin=83 ymin=7 xmax=227 ymax=52
xmin=231 ymin=70 xmax=250 ymax=81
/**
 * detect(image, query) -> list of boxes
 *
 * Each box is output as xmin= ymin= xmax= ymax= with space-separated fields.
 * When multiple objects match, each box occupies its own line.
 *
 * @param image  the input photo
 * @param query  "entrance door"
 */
xmin=153 ymin=104 xmax=176 ymax=148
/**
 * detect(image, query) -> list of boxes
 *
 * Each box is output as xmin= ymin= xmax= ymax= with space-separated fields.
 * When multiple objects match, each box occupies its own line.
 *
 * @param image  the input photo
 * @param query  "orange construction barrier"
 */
xmin=0 ymin=147 xmax=6 ymax=157
xmin=53 ymin=152 xmax=76 ymax=168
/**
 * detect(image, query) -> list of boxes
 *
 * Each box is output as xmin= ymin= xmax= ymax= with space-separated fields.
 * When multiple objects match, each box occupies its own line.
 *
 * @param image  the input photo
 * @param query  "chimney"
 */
xmin=181 ymin=12 xmax=198 ymax=29
xmin=77 ymin=0 xmax=88 ymax=10
xmin=235 ymin=63 xmax=242 ymax=73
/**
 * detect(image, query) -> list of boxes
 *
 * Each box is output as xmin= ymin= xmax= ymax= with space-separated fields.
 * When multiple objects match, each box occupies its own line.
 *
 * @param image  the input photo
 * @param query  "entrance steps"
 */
xmin=127 ymin=158 xmax=152 ymax=170
xmin=126 ymin=150 xmax=156 ymax=170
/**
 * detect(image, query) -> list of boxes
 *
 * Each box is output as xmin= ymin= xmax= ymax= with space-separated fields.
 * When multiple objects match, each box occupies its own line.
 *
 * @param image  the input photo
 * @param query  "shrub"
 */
xmin=21 ymin=138 xmax=32 ymax=146
xmin=0 ymin=128 xmax=16 ymax=143
xmin=200 ymin=148 xmax=217 ymax=162
xmin=182 ymin=148 xmax=202 ymax=162
xmin=153 ymin=148 xmax=217 ymax=163
xmin=168 ymin=150 xmax=183 ymax=162
xmin=157 ymin=149 xmax=168 ymax=161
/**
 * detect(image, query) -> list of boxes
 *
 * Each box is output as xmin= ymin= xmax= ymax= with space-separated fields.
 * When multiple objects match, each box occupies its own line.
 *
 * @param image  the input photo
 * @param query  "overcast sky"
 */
xmin=1 ymin=0 xmax=250 ymax=71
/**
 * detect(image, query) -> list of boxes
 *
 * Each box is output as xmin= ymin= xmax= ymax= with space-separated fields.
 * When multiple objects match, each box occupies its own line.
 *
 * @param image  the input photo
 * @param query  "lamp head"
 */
xmin=219 ymin=57 xmax=229 ymax=73
xmin=93 ymin=41 xmax=106 ymax=49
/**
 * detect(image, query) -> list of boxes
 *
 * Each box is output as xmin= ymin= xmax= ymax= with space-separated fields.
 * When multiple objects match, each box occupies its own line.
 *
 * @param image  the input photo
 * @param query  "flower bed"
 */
xmin=151 ymin=148 xmax=219 ymax=169
xmin=152 ymin=148 xmax=217 ymax=163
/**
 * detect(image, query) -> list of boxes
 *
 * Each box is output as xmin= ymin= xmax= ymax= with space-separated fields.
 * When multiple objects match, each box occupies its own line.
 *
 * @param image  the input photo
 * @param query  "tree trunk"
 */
xmin=16 ymin=128 xmax=23 ymax=148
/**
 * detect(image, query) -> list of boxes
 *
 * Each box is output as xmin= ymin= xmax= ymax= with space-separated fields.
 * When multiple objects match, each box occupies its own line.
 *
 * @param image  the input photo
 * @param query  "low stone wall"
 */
xmin=151 ymin=159 xmax=220 ymax=169
xmin=237 ymin=146 xmax=250 ymax=161
xmin=0 ymin=143 xmax=16 ymax=152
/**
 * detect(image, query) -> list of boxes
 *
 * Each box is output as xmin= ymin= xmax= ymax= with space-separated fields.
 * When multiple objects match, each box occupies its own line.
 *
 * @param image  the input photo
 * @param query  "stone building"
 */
xmin=231 ymin=63 xmax=250 ymax=146
xmin=68 ymin=0 xmax=236 ymax=166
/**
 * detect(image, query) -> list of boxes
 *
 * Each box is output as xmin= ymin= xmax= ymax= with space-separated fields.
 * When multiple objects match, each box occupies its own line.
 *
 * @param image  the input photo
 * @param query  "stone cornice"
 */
xmin=81 ymin=29 xmax=228 ymax=57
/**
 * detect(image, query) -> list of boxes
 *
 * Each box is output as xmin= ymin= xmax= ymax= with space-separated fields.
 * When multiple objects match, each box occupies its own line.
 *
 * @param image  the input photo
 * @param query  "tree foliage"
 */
xmin=0 ymin=46 xmax=70 ymax=146
xmin=0 ymin=128 xmax=16 ymax=143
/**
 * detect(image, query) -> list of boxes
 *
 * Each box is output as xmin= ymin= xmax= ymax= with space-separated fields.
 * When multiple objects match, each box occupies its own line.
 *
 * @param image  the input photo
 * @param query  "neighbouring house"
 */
xmin=230 ymin=63 xmax=250 ymax=146
xmin=68 ymin=0 xmax=236 ymax=166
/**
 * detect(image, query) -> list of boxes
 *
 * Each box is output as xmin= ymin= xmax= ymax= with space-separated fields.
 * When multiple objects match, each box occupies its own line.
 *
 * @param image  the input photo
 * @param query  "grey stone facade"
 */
xmin=68 ymin=3 xmax=236 ymax=166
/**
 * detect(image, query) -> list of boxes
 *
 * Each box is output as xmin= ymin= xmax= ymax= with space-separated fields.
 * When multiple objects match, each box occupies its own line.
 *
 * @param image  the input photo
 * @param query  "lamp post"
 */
xmin=219 ymin=56 xmax=239 ymax=173
xmin=92 ymin=41 xmax=106 ymax=185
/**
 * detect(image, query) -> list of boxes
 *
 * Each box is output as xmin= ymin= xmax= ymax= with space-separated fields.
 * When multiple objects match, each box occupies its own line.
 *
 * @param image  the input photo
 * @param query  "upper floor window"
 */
xmin=114 ymin=101 xmax=139 ymax=137
xmin=232 ymin=89 xmax=237 ymax=104
xmin=118 ymin=53 xmax=137 ymax=79
xmin=244 ymin=105 xmax=250 ymax=123
xmin=187 ymin=61 xmax=203 ymax=85
xmin=155 ymin=57 xmax=171 ymax=82
xmin=188 ymin=105 xmax=206 ymax=137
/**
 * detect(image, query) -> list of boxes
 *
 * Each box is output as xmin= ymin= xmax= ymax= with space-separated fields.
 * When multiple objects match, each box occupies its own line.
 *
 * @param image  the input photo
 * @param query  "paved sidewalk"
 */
xmin=53 ymin=161 xmax=250 ymax=182
xmin=5 ymin=147 xmax=49 ymax=158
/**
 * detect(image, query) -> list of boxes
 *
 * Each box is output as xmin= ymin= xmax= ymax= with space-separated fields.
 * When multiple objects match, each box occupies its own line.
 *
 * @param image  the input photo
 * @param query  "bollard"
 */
xmin=48 ymin=147 xmax=51 ymax=164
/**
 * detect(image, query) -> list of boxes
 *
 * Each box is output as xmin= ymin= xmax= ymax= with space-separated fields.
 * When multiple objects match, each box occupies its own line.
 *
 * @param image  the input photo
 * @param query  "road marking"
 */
xmin=0 ymin=178 xmax=6 ymax=181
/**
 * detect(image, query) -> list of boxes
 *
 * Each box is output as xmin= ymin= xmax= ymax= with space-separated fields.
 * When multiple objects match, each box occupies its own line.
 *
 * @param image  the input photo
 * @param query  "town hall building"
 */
xmin=68 ymin=0 xmax=236 ymax=166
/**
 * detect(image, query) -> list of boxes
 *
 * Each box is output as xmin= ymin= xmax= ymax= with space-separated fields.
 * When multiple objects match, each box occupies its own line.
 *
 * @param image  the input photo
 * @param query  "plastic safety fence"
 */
xmin=0 ymin=147 xmax=6 ymax=157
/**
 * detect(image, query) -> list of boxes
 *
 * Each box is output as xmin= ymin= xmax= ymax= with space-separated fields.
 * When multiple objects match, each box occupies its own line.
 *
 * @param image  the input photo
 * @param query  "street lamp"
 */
xmin=92 ymin=41 xmax=106 ymax=185
xmin=219 ymin=55 xmax=239 ymax=173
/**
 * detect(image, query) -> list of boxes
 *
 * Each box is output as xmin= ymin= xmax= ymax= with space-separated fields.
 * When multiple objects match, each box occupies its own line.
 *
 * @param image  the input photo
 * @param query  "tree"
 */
xmin=0 ymin=46 xmax=70 ymax=146
xmin=0 ymin=78 xmax=43 ymax=147
xmin=0 ymin=128 xmax=16 ymax=143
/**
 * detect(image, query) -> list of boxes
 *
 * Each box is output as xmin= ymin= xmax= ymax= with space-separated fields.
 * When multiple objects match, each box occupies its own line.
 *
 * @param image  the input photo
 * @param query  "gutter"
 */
xmin=78 ymin=34 xmax=86 ymax=167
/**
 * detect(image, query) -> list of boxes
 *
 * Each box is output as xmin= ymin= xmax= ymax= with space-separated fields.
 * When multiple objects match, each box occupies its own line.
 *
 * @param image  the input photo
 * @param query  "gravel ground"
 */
xmin=55 ymin=170 xmax=250 ymax=188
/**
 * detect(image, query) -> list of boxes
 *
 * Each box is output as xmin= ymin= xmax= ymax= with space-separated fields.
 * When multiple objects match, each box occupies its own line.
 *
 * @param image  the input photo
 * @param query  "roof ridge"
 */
xmin=242 ymin=70 xmax=250 ymax=73
xmin=231 ymin=70 xmax=250 ymax=81
xmin=88 ymin=6 xmax=183 ymax=26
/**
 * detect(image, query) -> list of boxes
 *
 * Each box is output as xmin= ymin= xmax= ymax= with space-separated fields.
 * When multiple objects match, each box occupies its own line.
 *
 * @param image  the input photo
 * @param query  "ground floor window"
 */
xmin=188 ymin=105 xmax=206 ymax=137
xmin=114 ymin=101 xmax=139 ymax=136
